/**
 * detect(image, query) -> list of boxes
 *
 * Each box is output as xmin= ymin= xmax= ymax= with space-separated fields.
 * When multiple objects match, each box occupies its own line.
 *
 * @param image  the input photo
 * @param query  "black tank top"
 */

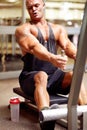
xmin=21 ymin=24 xmax=58 ymax=76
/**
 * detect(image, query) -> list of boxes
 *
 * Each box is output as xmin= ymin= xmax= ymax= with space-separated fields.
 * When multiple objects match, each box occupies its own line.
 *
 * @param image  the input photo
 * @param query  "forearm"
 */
xmin=65 ymin=42 xmax=77 ymax=60
xmin=58 ymin=27 xmax=77 ymax=60
xmin=31 ymin=42 xmax=68 ymax=69
xmin=30 ymin=41 xmax=54 ymax=62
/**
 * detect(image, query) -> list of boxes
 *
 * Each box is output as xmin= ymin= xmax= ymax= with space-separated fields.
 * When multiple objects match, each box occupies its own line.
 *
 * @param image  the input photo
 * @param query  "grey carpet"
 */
xmin=0 ymin=104 xmax=67 ymax=130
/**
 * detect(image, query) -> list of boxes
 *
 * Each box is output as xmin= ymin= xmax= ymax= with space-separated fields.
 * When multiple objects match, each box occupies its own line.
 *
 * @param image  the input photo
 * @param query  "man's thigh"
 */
xmin=47 ymin=69 xmax=70 ymax=95
xmin=20 ymin=71 xmax=38 ymax=97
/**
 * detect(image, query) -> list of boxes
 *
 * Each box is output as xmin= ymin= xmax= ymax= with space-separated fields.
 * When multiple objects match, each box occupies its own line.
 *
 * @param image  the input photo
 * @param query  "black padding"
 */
xmin=50 ymin=94 xmax=68 ymax=105
xmin=13 ymin=87 xmax=68 ymax=105
xmin=13 ymin=87 xmax=35 ymax=103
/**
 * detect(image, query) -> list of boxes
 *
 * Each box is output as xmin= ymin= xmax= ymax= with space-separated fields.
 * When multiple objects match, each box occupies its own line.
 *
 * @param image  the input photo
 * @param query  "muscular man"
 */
xmin=15 ymin=0 xmax=87 ymax=129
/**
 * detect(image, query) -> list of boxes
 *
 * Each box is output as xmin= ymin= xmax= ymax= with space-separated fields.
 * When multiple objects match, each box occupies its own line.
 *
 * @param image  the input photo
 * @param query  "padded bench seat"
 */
xmin=13 ymin=87 xmax=68 ymax=105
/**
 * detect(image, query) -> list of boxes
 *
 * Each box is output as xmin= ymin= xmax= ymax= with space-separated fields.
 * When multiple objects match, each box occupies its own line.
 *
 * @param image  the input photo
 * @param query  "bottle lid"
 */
xmin=10 ymin=97 xmax=20 ymax=104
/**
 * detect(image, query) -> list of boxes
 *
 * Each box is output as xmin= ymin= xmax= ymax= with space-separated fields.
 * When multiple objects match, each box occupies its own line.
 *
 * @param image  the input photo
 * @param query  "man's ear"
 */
xmin=43 ymin=2 xmax=46 ymax=11
xmin=43 ymin=2 xmax=45 ymax=7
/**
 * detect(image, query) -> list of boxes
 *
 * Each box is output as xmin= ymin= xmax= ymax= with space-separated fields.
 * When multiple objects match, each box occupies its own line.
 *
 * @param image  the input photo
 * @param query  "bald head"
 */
xmin=26 ymin=0 xmax=45 ymax=4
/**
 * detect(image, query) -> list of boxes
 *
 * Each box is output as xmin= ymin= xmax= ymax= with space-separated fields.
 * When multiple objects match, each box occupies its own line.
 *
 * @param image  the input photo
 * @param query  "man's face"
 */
xmin=26 ymin=0 xmax=45 ymax=22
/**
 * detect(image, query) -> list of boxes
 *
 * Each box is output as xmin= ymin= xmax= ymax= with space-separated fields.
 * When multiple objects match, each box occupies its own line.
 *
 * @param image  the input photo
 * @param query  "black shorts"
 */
xmin=19 ymin=69 xmax=70 ymax=97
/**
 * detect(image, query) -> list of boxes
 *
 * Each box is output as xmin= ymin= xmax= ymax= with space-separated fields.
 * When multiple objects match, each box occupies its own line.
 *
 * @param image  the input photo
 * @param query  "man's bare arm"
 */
xmin=58 ymin=26 xmax=77 ymax=60
xmin=15 ymin=26 xmax=53 ymax=60
xmin=15 ymin=26 xmax=68 ymax=69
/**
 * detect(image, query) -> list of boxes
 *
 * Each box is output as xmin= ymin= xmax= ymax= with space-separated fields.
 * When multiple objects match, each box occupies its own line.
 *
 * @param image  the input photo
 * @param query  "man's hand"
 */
xmin=50 ymin=54 xmax=68 ymax=70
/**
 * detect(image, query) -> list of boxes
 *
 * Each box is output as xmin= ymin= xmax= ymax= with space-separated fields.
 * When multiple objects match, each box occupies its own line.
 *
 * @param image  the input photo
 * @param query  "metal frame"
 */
xmin=68 ymin=1 xmax=87 ymax=130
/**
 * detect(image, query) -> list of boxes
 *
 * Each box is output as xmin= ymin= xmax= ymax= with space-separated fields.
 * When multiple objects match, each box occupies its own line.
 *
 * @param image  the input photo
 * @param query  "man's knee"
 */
xmin=65 ymin=71 xmax=73 ymax=80
xmin=62 ymin=71 xmax=73 ymax=87
xmin=34 ymin=71 xmax=48 ymax=84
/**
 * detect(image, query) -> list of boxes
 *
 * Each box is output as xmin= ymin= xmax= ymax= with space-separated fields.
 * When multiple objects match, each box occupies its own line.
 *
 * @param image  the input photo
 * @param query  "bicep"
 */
xmin=15 ymin=27 xmax=51 ymax=60
xmin=58 ymin=27 xmax=69 ymax=49
xmin=15 ymin=28 xmax=40 ymax=53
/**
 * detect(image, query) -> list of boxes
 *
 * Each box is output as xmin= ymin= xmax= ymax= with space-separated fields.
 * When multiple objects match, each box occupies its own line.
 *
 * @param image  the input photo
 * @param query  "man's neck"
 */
xmin=31 ymin=18 xmax=47 ymax=26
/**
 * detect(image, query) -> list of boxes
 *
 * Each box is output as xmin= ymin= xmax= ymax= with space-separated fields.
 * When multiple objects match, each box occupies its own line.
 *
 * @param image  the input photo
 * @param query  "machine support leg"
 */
xmin=68 ymin=106 xmax=78 ymax=130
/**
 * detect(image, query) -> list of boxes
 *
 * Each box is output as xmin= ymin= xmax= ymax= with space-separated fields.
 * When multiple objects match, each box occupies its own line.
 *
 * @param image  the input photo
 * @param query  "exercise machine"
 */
xmin=13 ymin=87 xmax=68 ymax=110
